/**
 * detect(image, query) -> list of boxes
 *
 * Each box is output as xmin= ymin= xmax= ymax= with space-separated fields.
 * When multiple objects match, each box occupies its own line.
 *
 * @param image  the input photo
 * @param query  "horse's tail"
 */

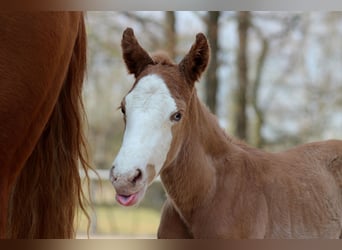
xmin=8 ymin=14 xmax=92 ymax=238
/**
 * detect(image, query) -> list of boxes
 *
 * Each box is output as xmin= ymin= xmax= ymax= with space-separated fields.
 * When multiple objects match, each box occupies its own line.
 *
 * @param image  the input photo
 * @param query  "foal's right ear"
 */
xmin=121 ymin=28 xmax=154 ymax=78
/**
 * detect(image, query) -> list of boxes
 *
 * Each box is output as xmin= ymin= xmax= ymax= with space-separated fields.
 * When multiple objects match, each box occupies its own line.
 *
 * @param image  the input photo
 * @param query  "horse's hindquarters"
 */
xmin=0 ymin=12 xmax=88 ymax=238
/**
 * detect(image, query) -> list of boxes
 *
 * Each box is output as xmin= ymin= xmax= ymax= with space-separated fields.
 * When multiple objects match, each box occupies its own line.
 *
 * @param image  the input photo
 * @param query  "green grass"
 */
xmin=76 ymin=205 xmax=161 ymax=237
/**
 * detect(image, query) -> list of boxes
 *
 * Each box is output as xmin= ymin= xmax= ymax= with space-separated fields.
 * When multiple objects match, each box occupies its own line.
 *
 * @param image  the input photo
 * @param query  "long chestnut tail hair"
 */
xmin=7 ymin=15 xmax=92 ymax=238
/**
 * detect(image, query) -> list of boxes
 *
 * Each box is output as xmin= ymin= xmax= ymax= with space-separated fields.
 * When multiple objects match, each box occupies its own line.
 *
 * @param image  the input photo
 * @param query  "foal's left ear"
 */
xmin=179 ymin=33 xmax=210 ymax=86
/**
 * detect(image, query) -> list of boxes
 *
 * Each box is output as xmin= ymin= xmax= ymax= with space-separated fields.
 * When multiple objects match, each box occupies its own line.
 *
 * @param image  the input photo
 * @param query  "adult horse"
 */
xmin=0 ymin=12 xmax=90 ymax=238
xmin=110 ymin=28 xmax=342 ymax=238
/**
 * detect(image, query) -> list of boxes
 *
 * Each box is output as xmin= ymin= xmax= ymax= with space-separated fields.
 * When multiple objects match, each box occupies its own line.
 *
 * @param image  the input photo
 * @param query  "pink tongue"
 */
xmin=116 ymin=193 xmax=137 ymax=206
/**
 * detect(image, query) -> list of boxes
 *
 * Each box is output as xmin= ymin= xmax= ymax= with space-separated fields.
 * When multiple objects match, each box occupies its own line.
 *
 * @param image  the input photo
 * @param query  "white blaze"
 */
xmin=113 ymin=74 xmax=177 ymax=181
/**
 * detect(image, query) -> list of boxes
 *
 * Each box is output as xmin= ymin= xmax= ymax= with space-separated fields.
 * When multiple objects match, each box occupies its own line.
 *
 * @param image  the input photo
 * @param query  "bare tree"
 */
xmin=250 ymin=13 xmax=304 ymax=148
xmin=250 ymin=32 xmax=269 ymax=148
xmin=164 ymin=11 xmax=176 ymax=60
xmin=235 ymin=11 xmax=251 ymax=141
xmin=204 ymin=11 xmax=220 ymax=114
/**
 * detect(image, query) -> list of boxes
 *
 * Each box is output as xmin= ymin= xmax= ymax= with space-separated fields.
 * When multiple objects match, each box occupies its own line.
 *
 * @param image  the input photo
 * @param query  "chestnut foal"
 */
xmin=110 ymin=27 xmax=342 ymax=238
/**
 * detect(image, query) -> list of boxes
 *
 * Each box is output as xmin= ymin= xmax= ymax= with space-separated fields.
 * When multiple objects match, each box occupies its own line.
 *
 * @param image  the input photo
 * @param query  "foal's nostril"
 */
xmin=131 ymin=168 xmax=142 ymax=184
xmin=110 ymin=165 xmax=118 ymax=182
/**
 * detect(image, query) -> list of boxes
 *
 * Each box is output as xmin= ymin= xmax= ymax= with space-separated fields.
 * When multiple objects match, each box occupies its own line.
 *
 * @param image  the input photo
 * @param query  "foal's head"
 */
xmin=110 ymin=28 xmax=210 ymax=206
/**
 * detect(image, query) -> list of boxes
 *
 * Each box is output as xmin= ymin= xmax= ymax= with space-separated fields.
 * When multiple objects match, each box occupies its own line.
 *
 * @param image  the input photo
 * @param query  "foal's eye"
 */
xmin=170 ymin=112 xmax=182 ymax=122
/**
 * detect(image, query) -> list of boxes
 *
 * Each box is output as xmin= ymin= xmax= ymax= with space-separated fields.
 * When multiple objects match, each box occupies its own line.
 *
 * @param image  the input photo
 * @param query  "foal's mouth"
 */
xmin=112 ymin=164 xmax=157 ymax=206
xmin=115 ymin=188 xmax=145 ymax=206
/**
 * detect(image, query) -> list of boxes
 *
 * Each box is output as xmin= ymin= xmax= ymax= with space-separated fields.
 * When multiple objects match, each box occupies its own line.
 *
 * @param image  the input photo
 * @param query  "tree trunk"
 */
xmin=235 ymin=11 xmax=250 ymax=141
xmin=165 ymin=11 xmax=176 ymax=60
xmin=251 ymin=37 xmax=269 ymax=148
xmin=204 ymin=11 xmax=220 ymax=114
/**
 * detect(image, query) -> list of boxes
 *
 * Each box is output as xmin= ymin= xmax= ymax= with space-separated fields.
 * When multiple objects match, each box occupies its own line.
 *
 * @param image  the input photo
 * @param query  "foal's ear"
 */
xmin=179 ymin=33 xmax=210 ymax=85
xmin=121 ymin=28 xmax=154 ymax=78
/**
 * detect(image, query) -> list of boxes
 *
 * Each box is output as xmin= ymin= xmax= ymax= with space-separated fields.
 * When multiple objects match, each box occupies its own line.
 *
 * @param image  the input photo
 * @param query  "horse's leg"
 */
xmin=157 ymin=199 xmax=193 ymax=239
xmin=0 ymin=12 xmax=83 ymax=238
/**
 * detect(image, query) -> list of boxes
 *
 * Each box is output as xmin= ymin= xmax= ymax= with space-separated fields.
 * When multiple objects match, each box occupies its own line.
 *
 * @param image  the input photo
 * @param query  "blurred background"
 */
xmin=76 ymin=11 xmax=342 ymax=238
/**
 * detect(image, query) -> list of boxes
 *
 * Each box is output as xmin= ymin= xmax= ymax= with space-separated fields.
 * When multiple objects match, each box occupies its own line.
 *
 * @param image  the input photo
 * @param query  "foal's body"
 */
xmin=111 ymin=28 xmax=342 ymax=238
xmin=159 ymin=99 xmax=342 ymax=238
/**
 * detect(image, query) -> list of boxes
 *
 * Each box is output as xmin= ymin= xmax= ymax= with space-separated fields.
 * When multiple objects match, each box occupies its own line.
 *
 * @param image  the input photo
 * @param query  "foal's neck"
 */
xmin=161 ymin=91 xmax=232 ymax=220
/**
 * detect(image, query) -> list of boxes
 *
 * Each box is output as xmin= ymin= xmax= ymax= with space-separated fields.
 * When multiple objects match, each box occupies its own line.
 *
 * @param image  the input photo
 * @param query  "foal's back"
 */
xmin=258 ymin=139 xmax=342 ymax=238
